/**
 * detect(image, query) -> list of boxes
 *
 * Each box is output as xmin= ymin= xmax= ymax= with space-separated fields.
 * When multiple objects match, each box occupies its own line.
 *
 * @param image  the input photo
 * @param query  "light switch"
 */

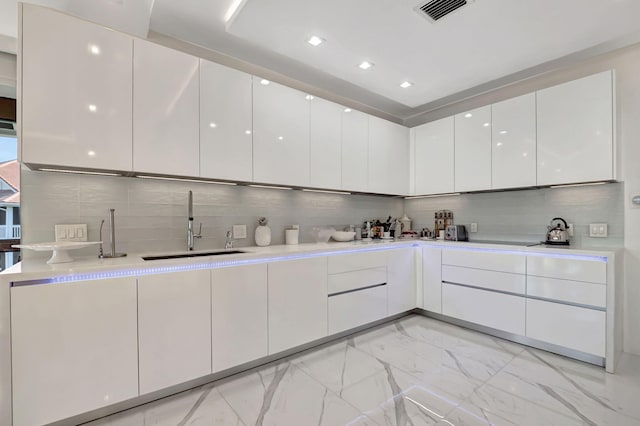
xmin=55 ymin=224 xmax=88 ymax=242
xmin=470 ymin=223 xmax=478 ymax=233
xmin=589 ymin=223 xmax=608 ymax=238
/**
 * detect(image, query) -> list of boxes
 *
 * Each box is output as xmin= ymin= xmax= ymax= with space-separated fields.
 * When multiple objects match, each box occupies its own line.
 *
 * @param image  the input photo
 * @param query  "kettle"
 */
xmin=545 ymin=217 xmax=570 ymax=245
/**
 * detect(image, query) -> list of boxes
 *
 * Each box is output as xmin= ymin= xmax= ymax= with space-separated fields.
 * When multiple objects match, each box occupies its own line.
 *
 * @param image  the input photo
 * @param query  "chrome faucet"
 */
xmin=224 ymin=230 xmax=233 ymax=249
xmin=187 ymin=190 xmax=202 ymax=251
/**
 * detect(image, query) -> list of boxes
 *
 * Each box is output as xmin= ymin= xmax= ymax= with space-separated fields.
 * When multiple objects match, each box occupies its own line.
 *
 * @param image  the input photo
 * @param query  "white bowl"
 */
xmin=332 ymin=231 xmax=356 ymax=242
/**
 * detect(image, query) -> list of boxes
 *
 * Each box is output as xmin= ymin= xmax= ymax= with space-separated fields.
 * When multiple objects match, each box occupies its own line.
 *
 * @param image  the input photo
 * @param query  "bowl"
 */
xmin=312 ymin=227 xmax=336 ymax=243
xmin=332 ymin=231 xmax=356 ymax=242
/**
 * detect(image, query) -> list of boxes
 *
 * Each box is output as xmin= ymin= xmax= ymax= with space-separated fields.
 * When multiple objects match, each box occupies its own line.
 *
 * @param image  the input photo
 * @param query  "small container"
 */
xmin=383 ymin=231 xmax=391 ymax=239
xmin=355 ymin=227 xmax=362 ymax=240
xmin=285 ymin=229 xmax=299 ymax=245
xmin=438 ymin=230 xmax=445 ymax=240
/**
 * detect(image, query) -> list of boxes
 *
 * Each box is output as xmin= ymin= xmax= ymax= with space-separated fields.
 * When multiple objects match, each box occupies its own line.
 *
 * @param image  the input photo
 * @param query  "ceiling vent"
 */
xmin=415 ymin=0 xmax=472 ymax=22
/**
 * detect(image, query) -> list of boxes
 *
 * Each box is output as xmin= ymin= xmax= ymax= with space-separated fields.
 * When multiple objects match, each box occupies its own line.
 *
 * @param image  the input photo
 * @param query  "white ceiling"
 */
xmin=2 ymin=0 xmax=640 ymax=120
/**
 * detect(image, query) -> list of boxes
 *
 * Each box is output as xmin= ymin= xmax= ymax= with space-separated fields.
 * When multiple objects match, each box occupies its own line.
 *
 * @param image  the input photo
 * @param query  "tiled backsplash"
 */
xmin=21 ymin=167 xmax=624 ymax=259
xmin=405 ymin=182 xmax=624 ymax=247
xmin=20 ymin=168 xmax=404 ymax=258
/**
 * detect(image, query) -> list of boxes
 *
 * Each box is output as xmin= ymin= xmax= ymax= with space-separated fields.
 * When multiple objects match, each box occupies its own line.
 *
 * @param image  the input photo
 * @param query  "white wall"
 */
xmin=411 ymin=43 xmax=640 ymax=355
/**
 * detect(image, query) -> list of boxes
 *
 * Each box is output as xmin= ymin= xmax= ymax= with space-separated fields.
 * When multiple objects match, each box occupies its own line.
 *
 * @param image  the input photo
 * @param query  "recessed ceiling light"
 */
xmin=89 ymin=44 xmax=100 ymax=55
xmin=245 ymin=130 xmax=252 ymax=135
xmin=88 ymin=104 xmax=97 ymax=112
xmin=305 ymin=95 xmax=314 ymax=100
xmin=260 ymin=79 xmax=270 ymax=85
xmin=400 ymin=81 xmax=412 ymax=88
xmin=344 ymin=108 xmax=352 ymax=113
xmin=464 ymin=113 xmax=472 ymax=118
xmin=209 ymin=122 xmax=217 ymax=128
xmin=358 ymin=61 xmax=373 ymax=70
xmin=307 ymin=36 xmax=324 ymax=47
xmin=87 ymin=150 xmax=96 ymax=157
xmin=496 ymin=142 xmax=503 ymax=147
xmin=278 ymin=136 xmax=284 ymax=140
xmin=483 ymin=122 xmax=490 ymax=127
xmin=499 ymin=130 xmax=508 ymax=135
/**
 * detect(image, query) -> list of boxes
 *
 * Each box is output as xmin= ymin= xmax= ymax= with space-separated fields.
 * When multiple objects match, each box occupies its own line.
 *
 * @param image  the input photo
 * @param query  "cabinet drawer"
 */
xmin=328 ymin=285 xmax=387 ymax=334
xmin=442 ymin=283 xmax=525 ymax=335
xmin=442 ymin=265 xmax=525 ymax=294
xmin=527 ymin=256 xmax=606 ymax=284
xmin=442 ymin=249 xmax=525 ymax=274
xmin=527 ymin=276 xmax=606 ymax=308
xmin=328 ymin=267 xmax=386 ymax=295
xmin=328 ymin=251 xmax=387 ymax=274
xmin=526 ymin=299 xmax=605 ymax=357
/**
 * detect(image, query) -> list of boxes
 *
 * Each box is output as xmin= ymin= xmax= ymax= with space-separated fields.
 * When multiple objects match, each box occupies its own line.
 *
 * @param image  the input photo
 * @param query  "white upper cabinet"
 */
xmin=252 ymin=77 xmax=310 ymax=186
xmin=309 ymin=97 xmax=343 ymax=189
xmin=414 ymin=117 xmax=455 ymax=195
xmin=133 ymin=39 xmax=199 ymax=176
xmin=21 ymin=4 xmax=133 ymax=171
xmin=200 ymin=60 xmax=253 ymax=182
xmin=368 ymin=116 xmax=410 ymax=195
xmin=454 ymin=105 xmax=492 ymax=192
xmin=491 ymin=93 xmax=537 ymax=189
xmin=536 ymin=70 xmax=614 ymax=186
xmin=341 ymin=109 xmax=369 ymax=192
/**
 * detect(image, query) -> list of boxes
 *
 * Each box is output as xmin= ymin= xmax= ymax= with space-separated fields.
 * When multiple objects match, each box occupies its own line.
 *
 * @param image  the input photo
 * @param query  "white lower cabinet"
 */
xmin=328 ymin=286 xmax=388 ymax=334
xmin=11 ymin=278 xmax=138 ymax=426
xmin=422 ymin=247 xmax=442 ymax=313
xmin=387 ymin=248 xmax=416 ymax=315
xmin=442 ymin=283 xmax=525 ymax=335
xmin=137 ymin=270 xmax=211 ymax=395
xmin=212 ymin=264 xmax=268 ymax=372
xmin=268 ymin=257 xmax=328 ymax=354
xmin=526 ymin=299 xmax=605 ymax=357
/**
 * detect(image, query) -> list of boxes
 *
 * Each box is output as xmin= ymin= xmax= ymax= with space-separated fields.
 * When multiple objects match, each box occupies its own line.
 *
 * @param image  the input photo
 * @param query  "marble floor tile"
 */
xmin=84 ymin=314 xmax=640 ymax=426
xmin=215 ymin=361 xmax=374 ymax=426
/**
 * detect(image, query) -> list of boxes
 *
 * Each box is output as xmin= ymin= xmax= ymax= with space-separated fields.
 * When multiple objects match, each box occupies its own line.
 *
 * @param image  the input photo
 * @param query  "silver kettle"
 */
xmin=546 ymin=217 xmax=570 ymax=245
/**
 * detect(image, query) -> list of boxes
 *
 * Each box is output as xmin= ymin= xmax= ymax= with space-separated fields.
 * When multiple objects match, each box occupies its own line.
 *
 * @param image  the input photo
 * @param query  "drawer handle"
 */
xmin=328 ymin=282 xmax=386 ymax=297
xmin=442 ymin=281 xmax=525 ymax=298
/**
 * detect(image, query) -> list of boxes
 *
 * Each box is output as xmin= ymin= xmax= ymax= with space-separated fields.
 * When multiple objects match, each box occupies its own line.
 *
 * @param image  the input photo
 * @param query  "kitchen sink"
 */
xmin=142 ymin=250 xmax=246 ymax=261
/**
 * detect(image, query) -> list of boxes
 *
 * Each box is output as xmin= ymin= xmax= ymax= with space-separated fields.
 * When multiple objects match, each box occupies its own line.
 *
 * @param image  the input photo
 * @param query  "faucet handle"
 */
xmin=195 ymin=223 xmax=203 ymax=239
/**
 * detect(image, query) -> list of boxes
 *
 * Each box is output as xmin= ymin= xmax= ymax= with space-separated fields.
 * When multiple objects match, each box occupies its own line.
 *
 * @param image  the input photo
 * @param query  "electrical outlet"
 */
xmin=589 ymin=223 xmax=608 ymax=238
xmin=233 ymin=225 xmax=247 ymax=239
xmin=567 ymin=223 xmax=574 ymax=237
xmin=470 ymin=223 xmax=478 ymax=233
xmin=55 ymin=224 xmax=88 ymax=242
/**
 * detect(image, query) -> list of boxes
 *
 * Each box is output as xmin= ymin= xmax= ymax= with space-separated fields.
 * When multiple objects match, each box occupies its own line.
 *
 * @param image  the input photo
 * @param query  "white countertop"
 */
xmin=0 ymin=238 xmax=620 ymax=285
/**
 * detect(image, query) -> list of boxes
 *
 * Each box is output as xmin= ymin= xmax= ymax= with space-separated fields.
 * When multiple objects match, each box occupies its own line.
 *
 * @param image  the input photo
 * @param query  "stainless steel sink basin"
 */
xmin=142 ymin=250 xmax=246 ymax=261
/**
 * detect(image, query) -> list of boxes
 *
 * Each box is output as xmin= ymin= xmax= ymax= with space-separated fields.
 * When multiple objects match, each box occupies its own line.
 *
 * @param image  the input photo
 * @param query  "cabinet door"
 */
xmin=212 ymin=264 xmax=268 ymax=372
xmin=442 ymin=283 xmax=525 ymax=335
xmin=368 ymin=116 xmax=409 ymax=195
xmin=268 ymin=257 xmax=327 ymax=354
xmin=341 ymin=109 xmax=369 ymax=192
xmin=414 ymin=117 xmax=455 ymax=195
xmin=310 ymin=97 xmax=343 ymax=189
xmin=454 ymin=106 xmax=492 ymax=192
xmin=387 ymin=248 xmax=416 ymax=315
xmin=422 ymin=247 xmax=442 ymax=313
xmin=492 ymin=93 xmax=536 ymax=189
xmin=11 ymin=278 xmax=138 ymax=426
xmin=200 ymin=60 xmax=253 ymax=181
xmin=21 ymin=4 xmax=133 ymax=171
xmin=537 ymin=71 xmax=614 ymax=185
xmin=253 ymin=77 xmax=310 ymax=186
xmin=526 ymin=299 xmax=605 ymax=357
xmin=133 ymin=39 xmax=199 ymax=176
xmin=138 ymin=270 xmax=211 ymax=394
xmin=328 ymin=286 xmax=387 ymax=334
